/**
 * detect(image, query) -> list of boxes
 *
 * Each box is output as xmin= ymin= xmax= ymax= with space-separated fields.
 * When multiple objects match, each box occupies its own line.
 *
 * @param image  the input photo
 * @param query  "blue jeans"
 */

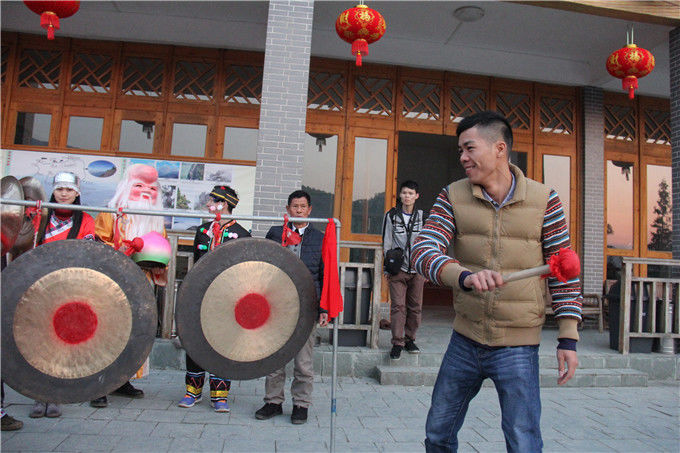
xmin=425 ymin=331 xmax=542 ymax=453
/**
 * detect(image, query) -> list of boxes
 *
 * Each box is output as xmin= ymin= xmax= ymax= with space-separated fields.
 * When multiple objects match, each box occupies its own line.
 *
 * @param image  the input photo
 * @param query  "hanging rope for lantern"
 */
xmin=23 ymin=1 xmax=81 ymax=40
xmin=606 ymin=26 xmax=655 ymax=100
xmin=335 ymin=2 xmax=386 ymax=66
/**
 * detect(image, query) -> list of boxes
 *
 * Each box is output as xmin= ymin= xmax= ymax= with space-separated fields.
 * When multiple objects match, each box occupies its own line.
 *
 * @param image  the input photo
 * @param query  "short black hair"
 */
xmin=456 ymin=111 xmax=513 ymax=152
xmin=287 ymin=190 xmax=311 ymax=206
xmin=399 ymin=180 xmax=419 ymax=193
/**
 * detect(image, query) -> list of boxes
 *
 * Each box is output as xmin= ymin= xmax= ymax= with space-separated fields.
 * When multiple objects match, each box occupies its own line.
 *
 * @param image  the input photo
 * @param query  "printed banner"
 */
xmin=2 ymin=149 xmax=256 ymax=232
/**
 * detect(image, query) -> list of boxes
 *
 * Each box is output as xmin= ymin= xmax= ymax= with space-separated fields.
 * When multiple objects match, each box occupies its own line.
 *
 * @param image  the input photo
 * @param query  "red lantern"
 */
xmin=335 ymin=3 xmax=386 ymax=67
xmin=23 ymin=1 xmax=80 ymax=40
xmin=606 ymin=32 xmax=655 ymax=100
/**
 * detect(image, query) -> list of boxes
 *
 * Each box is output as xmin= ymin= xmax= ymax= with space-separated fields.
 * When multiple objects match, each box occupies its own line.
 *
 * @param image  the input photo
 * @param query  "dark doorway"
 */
xmin=397 ymin=132 xmax=462 ymax=216
xmin=397 ymin=131 xmax=462 ymax=306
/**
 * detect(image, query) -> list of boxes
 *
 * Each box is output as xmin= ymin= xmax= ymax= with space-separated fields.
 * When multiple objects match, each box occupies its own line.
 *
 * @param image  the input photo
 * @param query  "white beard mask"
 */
xmin=124 ymin=198 xmax=165 ymax=239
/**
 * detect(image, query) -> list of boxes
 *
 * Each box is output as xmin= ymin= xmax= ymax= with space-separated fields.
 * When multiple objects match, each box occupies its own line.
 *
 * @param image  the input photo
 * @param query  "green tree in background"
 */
xmin=648 ymin=179 xmax=672 ymax=252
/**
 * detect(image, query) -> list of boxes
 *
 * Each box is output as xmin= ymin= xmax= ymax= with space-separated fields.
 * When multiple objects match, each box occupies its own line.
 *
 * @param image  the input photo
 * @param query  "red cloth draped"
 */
xmin=319 ymin=219 xmax=343 ymax=319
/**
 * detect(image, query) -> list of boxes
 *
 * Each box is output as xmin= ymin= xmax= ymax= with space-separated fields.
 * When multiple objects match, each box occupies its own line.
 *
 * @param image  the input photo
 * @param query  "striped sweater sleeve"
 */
xmin=543 ymin=190 xmax=583 ymax=320
xmin=411 ymin=187 xmax=459 ymax=284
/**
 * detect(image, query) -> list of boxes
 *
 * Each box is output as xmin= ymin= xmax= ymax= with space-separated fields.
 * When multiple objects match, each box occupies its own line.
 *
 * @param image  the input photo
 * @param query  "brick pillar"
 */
xmin=670 ymin=27 xmax=680 ymax=264
xmin=253 ymin=0 xmax=314 ymax=236
xmin=581 ymin=87 xmax=605 ymax=294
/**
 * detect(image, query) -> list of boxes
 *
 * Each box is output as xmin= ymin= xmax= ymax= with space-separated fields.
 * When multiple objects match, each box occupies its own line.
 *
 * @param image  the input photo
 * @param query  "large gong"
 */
xmin=176 ymin=238 xmax=317 ymax=380
xmin=1 ymin=240 xmax=157 ymax=403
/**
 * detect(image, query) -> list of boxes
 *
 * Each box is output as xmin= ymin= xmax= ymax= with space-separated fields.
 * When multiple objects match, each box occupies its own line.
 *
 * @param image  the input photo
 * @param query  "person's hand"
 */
xmin=463 ymin=270 xmax=504 ymax=292
xmin=318 ymin=312 xmax=329 ymax=327
xmin=556 ymin=349 xmax=578 ymax=385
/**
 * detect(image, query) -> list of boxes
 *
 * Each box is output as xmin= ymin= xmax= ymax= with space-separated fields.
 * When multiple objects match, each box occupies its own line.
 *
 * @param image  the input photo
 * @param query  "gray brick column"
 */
xmin=670 ymin=27 xmax=680 ymax=264
xmin=581 ymin=87 xmax=605 ymax=294
xmin=253 ymin=0 xmax=314 ymax=236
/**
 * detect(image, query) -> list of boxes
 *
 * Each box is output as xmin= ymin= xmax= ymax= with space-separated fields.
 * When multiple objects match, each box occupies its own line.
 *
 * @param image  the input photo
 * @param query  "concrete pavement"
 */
xmin=1 ymin=370 xmax=678 ymax=452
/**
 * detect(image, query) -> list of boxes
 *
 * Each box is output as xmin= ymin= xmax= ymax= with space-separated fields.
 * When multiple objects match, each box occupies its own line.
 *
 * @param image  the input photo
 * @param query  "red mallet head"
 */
xmin=123 ymin=237 xmax=144 ymax=257
xmin=546 ymin=248 xmax=581 ymax=283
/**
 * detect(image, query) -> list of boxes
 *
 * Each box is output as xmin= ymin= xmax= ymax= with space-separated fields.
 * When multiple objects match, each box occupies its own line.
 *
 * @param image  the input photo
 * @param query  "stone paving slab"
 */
xmin=1 ymin=370 xmax=677 ymax=452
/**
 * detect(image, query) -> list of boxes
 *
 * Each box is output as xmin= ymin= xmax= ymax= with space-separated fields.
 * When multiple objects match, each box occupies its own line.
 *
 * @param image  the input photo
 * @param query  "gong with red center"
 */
xmin=1 ymin=239 xmax=157 ymax=403
xmin=175 ymin=238 xmax=317 ymax=380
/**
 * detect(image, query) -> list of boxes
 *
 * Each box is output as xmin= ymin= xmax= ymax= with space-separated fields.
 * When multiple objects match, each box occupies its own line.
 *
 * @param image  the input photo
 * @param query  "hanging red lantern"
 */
xmin=23 ymin=1 xmax=80 ymax=40
xmin=606 ymin=29 xmax=655 ymax=100
xmin=335 ymin=3 xmax=386 ymax=67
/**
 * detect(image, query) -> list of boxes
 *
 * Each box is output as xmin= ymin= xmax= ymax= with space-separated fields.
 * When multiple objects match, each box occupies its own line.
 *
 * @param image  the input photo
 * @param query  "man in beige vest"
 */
xmin=411 ymin=111 xmax=583 ymax=453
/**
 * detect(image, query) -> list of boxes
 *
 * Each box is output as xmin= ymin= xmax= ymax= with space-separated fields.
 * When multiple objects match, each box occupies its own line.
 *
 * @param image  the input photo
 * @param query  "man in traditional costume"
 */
xmin=177 ymin=185 xmax=250 ymax=413
xmin=90 ymin=164 xmax=168 ymax=407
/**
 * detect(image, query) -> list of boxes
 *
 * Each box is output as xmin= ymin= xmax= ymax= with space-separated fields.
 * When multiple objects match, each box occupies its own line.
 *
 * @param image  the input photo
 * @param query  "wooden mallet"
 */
xmin=503 ymin=248 xmax=581 ymax=283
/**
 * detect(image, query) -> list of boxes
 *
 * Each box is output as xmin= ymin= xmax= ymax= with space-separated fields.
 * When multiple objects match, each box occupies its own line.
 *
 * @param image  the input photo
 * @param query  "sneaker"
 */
xmin=291 ymin=405 xmax=308 ymax=424
xmin=211 ymin=400 xmax=230 ymax=413
xmin=29 ymin=401 xmax=46 ymax=418
xmin=255 ymin=402 xmax=283 ymax=420
xmin=45 ymin=403 xmax=61 ymax=418
xmin=178 ymin=394 xmax=202 ymax=408
xmin=112 ymin=381 xmax=144 ymax=398
xmin=404 ymin=339 xmax=420 ymax=354
xmin=90 ymin=396 xmax=108 ymax=408
xmin=1 ymin=414 xmax=23 ymax=431
xmin=390 ymin=345 xmax=403 ymax=360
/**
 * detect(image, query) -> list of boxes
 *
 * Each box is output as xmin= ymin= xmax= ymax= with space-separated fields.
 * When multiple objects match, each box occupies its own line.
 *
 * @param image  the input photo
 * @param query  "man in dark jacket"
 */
xmin=255 ymin=190 xmax=328 ymax=425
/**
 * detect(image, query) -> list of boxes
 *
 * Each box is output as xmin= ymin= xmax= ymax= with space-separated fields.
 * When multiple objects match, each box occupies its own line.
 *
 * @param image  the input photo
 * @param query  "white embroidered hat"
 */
xmin=53 ymin=172 xmax=80 ymax=194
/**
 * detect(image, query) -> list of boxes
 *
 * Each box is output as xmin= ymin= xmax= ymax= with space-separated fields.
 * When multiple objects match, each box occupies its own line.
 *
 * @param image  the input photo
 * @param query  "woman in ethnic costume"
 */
xmin=29 ymin=172 xmax=95 ymax=418
xmin=177 ymin=185 xmax=250 ymax=413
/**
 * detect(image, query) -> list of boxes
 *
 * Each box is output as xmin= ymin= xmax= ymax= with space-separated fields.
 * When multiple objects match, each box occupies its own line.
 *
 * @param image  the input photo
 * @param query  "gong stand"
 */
xmin=1 ymin=197 xmax=343 ymax=453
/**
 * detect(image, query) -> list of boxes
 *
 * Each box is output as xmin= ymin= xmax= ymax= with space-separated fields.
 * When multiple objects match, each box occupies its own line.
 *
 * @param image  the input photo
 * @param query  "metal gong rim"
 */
xmin=1 ymin=176 xmax=25 ymax=255
xmin=1 ymin=240 xmax=157 ymax=403
xmin=176 ymin=238 xmax=317 ymax=380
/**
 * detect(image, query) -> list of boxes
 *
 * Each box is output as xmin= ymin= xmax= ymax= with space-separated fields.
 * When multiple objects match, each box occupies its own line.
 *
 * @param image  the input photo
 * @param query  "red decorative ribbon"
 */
xmin=281 ymin=215 xmax=301 ymax=247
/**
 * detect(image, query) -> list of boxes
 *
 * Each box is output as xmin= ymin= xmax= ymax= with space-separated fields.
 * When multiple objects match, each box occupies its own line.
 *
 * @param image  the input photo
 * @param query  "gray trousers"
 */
xmin=264 ymin=331 xmax=315 ymax=408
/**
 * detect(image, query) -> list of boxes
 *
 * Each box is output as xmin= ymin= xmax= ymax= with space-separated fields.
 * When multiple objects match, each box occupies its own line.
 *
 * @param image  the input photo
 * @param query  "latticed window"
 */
xmin=18 ymin=48 xmax=62 ymax=90
xmin=308 ymin=71 xmax=344 ymax=111
xmin=354 ymin=76 xmax=392 ymax=116
xmin=643 ymin=108 xmax=671 ymax=145
xmin=401 ymin=81 xmax=440 ymax=120
xmin=224 ymin=64 xmax=262 ymax=104
xmin=495 ymin=92 xmax=531 ymax=130
xmin=539 ymin=97 xmax=574 ymax=135
xmin=70 ymin=53 xmax=112 ymax=94
xmin=122 ymin=56 xmax=164 ymax=97
xmin=174 ymin=60 xmax=215 ymax=102
xmin=1 ymin=45 xmax=9 ymax=85
xmin=604 ymin=104 xmax=635 ymax=141
xmin=450 ymin=87 xmax=486 ymax=123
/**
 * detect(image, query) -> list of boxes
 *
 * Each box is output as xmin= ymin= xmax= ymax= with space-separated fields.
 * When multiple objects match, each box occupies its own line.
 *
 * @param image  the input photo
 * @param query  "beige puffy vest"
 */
xmin=447 ymin=164 xmax=551 ymax=346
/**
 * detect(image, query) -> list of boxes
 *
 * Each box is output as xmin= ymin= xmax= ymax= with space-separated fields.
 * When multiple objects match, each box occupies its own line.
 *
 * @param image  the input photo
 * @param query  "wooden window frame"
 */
xmin=305 ymin=122 xmax=346 ymax=223
xmin=396 ymin=67 xmax=445 ymax=135
xmin=163 ymin=112 xmax=215 ymax=160
xmin=111 ymin=109 xmax=164 ymax=157
xmin=6 ymin=101 xmax=62 ymax=148
xmin=341 ymin=126 xmax=395 ymax=243
xmin=215 ymin=115 xmax=259 ymax=165
xmin=59 ymin=106 xmax=113 ymax=152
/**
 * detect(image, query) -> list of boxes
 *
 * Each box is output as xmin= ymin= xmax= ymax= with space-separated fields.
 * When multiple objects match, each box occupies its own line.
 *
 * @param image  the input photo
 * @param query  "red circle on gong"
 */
xmin=52 ymin=301 xmax=98 ymax=344
xmin=234 ymin=293 xmax=271 ymax=329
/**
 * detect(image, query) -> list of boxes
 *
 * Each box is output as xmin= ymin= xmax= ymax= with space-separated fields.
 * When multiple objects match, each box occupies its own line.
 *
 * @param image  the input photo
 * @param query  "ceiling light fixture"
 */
xmin=453 ymin=5 xmax=485 ymax=23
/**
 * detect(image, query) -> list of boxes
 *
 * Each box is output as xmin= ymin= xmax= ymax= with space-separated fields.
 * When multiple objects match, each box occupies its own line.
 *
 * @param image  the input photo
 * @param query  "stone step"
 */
xmin=376 ymin=366 xmax=648 ymax=387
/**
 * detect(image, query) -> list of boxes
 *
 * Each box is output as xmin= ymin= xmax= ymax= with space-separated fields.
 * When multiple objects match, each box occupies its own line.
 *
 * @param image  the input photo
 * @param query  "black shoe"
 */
xmin=291 ymin=405 xmax=308 ymax=424
xmin=1 ymin=415 xmax=23 ymax=431
xmin=112 ymin=381 xmax=144 ymax=398
xmin=255 ymin=403 xmax=283 ymax=420
xmin=90 ymin=396 xmax=108 ymax=408
xmin=404 ymin=339 xmax=420 ymax=354
xmin=390 ymin=345 xmax=403 ymax=360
